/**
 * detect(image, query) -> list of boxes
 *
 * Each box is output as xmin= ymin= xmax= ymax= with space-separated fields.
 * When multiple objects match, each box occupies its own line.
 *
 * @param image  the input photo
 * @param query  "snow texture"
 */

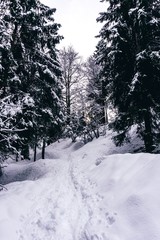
xmin=0 ymin=132 xmax=160 ymax=240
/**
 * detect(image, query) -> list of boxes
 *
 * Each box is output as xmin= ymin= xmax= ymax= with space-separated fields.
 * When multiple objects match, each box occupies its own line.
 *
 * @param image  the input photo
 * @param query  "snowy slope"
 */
xmin=0 ymin=133 xmax=160 ymax=240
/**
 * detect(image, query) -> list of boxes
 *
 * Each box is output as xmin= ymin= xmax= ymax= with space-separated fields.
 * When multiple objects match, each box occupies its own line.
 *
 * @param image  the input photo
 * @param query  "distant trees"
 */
xmin=83 ymin=55 xmax=107 ymax=139
xmin=86 ymin=55 xmax=106 ymax=124
xmin=59 ymin=46 xmax=88 ymax=141
xmin=0 ymin=0 xmax=64 ymax=160
xmin=96 ymin=0 xmax=160 ymax=152
xmin=59 ymin=46 xmax=86 ymax=123
xmin=1 ymin=0 xmax=159 ymax=160
xmin=59 ymin=46 xmax=108 ymax=142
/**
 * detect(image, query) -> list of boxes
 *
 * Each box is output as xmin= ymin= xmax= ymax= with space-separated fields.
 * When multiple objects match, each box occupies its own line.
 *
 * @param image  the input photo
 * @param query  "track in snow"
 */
xmin=15 ymin=153 xmax=112 ymax=240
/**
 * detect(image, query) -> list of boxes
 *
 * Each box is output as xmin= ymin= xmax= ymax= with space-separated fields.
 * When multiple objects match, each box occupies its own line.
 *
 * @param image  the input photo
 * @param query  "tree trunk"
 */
xmin=104 ymin=101 xmax=108 ymax=125
xmin=16 ymin=151 xmax=20 ymax=162
xmin=101 ymin=80 xmax=106 ymax=124
xmin=143 ymin=109 xmax=154 ymax=153
xmin=34 ymin=143 xmax=37 ymax=162
xmin=21 ymin=144 xmax=30 ymax=160
xmin=42 ymin=139 xmax=46 ymax=159
xmin=66 ymin=84 xmax=71 ymax=124
xmin=0 ymin=165 xmax=2 ymax=177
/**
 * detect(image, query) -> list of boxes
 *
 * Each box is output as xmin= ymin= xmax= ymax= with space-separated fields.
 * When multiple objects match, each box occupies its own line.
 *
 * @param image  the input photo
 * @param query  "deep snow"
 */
xmin=0 ymin=132 xmax=160 ymax=240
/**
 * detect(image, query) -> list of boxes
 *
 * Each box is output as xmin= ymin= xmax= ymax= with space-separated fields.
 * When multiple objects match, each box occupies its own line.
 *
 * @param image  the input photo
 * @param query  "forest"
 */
xmin=0 ymin=0 xmax=160 ymax=166
xmin=0 ymin=1 xmax=160 ymax=239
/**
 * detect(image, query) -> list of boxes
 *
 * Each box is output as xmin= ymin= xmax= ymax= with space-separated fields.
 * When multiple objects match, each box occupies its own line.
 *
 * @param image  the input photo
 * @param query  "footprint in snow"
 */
xmin=105 ymin=212 xmax=116 ymax=226
xmin=95 ymin=157 xmax=105 ymax=166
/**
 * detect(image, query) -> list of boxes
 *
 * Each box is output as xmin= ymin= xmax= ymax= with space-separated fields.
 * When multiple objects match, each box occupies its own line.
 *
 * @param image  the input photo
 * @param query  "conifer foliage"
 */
xmin=0 ymin=0 xmax=64 ymax=159
xmin=96 ymin=0 xmax=160 ymax=152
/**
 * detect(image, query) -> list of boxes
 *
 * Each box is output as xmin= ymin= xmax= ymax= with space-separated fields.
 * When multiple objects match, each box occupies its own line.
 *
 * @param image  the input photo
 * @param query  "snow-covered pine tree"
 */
xmin=96 ymin=0 xmax=160 ymax=152
xmin=96 ymin=0 xmax=135 ymax=143
xmin=128 ymin=0 xmax=160 ymax=152
xmin=0 ymin=0 xmax=64 ymax=159
xmin=0 ymin=0 xmax=24 ymax=156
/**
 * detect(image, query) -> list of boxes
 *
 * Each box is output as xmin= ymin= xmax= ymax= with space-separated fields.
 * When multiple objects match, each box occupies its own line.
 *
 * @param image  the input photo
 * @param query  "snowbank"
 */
xmin=0 ymin=134 xmax=160 ymax=240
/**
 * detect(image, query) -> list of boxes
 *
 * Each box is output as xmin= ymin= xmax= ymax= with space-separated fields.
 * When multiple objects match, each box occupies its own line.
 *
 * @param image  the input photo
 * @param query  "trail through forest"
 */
xmin=1 ymin=136 xmax=160 ymax=240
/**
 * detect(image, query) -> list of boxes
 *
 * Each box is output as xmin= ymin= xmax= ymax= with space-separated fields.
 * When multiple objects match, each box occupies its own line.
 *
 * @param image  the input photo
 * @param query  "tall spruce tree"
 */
xmin=0 ymin=0 xmax=64 ymax=159
xmin=96 ymin=0 xmax=160 ymax=152
xmin=128 ymin=0 xmax=160 ymax=152
xmin=0 ymin=0 xmax=24 ymax=156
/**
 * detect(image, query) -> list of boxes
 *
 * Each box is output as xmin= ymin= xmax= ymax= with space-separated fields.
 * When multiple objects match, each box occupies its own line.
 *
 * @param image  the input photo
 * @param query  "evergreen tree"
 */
xmin=0 ymin=0 xmax=24 ymax=156
xmin=0 ymin=0 xmax=64 ymax=159
xmin=128 ymin=0 xmax=160 ymax=152
xmin=96 ymin=0 xmax=160 ymax=152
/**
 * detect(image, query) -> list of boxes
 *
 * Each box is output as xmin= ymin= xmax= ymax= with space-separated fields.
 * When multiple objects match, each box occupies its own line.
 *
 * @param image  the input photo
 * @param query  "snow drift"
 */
xmin=0 ymin=134 xmax=160 ymax=240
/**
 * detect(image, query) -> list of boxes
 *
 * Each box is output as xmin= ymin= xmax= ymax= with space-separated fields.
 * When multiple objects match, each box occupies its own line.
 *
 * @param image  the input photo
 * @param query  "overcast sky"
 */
xmin=40 ymin=0 xmax=107 ymax=59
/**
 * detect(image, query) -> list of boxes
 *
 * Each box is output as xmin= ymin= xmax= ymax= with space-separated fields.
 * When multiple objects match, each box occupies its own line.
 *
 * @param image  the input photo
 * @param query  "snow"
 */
xmin=0 ymin=133 xmax=160 ymax=240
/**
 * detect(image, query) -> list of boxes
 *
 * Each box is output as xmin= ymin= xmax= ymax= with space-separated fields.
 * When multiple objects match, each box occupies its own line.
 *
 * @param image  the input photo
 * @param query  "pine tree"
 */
xmin=0 ymin=0 xmax=24 ymax=156
xmin=0 ymin=0 xmax=64 ymax=159
xmin=96 ymin=0 xmax=160 ymax=152
xmin=128 ymin=0 xmax=160 ymax=152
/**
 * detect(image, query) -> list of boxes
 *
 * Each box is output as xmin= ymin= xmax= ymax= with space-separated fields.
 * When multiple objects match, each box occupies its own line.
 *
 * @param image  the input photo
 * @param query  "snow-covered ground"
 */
xmin=0 ymin=132 xmax=160 ymax=240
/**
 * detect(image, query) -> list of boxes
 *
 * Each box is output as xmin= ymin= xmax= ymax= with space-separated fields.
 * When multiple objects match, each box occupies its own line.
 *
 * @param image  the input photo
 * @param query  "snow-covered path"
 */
xmin=1 ymin=137 xmax=160 ymax=240
xmin=0 ymin=141 xmax=107 ymax=240
xmin=21 ymin=158 xmax=88 ymax=240
xmin=19 ymin=157 xmax=108 ymax=240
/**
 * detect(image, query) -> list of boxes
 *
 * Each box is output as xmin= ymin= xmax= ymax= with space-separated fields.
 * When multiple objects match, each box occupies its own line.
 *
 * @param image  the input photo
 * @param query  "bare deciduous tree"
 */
xmin=59 ymin=46 xmax=87 ymax=124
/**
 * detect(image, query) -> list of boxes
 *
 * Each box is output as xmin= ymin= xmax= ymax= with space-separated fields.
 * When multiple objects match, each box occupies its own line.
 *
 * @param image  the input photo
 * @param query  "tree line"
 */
xmin=0 ymin=0 xmax=159 ymax=167
xmin=96 ymin=0 xmax=160 ymax=152
xmin=0 ymin=0 xmax=64 ymax=162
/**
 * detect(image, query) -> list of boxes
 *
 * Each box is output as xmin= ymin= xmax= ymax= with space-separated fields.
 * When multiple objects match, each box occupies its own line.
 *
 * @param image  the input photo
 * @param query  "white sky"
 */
xmin=40 ymin=0 xmax=107 ymax=59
